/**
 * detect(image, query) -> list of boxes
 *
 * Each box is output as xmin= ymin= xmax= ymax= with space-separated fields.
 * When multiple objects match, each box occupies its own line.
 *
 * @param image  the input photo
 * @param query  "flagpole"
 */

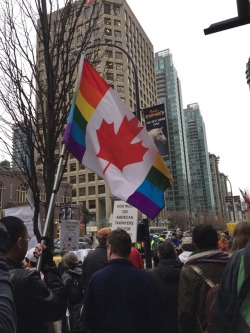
xmin=36 ymin=144 xmax=66 ymax=272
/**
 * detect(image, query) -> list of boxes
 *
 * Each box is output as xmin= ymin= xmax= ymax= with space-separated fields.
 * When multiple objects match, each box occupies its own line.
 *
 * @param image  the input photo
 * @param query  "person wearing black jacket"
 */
xmin=0 ymin=222 xmax=16 ymax=333
xmin=0 ymin=216 xmax=67 ymax=333
xmin=148 ymin=241 xmax=183 ymax=333
xmin=82 ymin=227 xmax=111 ymax=288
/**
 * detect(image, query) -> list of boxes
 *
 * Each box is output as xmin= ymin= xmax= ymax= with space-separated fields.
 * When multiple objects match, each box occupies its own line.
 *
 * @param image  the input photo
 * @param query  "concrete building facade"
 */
xmin=37 ymin=0 xmax=158 ymax=226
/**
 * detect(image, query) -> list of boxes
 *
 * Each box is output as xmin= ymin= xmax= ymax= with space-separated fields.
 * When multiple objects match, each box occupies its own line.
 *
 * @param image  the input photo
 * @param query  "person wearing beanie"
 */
xmin=82 ymin=227 xmax=111 ymax=288
xmin=178 ymin=237 xmax=196 ymax=264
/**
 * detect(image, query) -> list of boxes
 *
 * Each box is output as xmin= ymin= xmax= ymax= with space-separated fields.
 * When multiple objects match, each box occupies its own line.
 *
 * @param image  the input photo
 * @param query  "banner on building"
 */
xmin=111 ymin=200 xmax=138 ymax=243
xmin=4 ymin=205 xmax=41 ymax=250
xmin=143 ymin=104 xmax=169 ymax=158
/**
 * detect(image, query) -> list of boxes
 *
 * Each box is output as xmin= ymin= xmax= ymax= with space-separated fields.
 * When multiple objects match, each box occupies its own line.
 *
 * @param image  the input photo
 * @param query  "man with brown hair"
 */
xmin=84 ymin=229 xmax=158 ymax=333
xmin=82 ymin=227 xmax=111 ymax=288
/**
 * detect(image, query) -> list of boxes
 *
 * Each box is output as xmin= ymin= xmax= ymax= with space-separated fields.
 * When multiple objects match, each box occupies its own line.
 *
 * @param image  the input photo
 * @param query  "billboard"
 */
xmin=143 ymin=104 xmax=169 ymax=158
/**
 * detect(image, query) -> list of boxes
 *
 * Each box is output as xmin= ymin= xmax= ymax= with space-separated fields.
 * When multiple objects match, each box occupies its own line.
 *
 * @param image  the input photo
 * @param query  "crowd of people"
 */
xmin=1 ymin=216 xmax=250 ymax=333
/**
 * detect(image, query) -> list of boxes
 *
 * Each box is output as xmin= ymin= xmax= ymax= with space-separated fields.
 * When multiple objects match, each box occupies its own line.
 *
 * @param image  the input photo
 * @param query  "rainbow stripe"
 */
xmin=63 ymin=59 xmax=109 ymax=161
xmin=63 ymin=56 xmax=173 ymax=219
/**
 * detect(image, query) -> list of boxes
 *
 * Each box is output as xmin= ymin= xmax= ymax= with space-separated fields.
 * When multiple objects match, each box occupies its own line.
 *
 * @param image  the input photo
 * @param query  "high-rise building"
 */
xmin=154 ymin=49 xmax=191 ymax=216
xmin=209 ymin=154 xmax=227 ymax=219
xmin=38 ymin=0 xmax=157 ymax=226
xmin=184 ymin=103 xmax=215 ymax=217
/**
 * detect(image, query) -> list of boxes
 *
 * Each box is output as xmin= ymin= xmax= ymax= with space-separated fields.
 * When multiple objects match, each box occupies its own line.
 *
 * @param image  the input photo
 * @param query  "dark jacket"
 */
xmin=82 ymin=245 xmax=107 ymax=288
xmin=212 ymin=241 xmax=250 ymax=333
xmin=0 ymin=252 xmax=16 ymax=333
xmin=7 ymin=258 xmax=67 ymax=333
xmin=84 ymin=259 xmax=158 ymax=333
xmin=62 ymin=265 xmax=84 ymax=309
xmin=148 ymin=258 xmax=183 ymax=333
xmin=178 ymin=249 xmax=229 ymax=333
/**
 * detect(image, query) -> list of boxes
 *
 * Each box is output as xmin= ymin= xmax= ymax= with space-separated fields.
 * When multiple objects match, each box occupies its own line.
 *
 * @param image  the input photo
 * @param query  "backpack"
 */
xmin=65 ymin=269 xmax=85 ymax=306
xmin=189 ymin=265 xmax=219 ymax=333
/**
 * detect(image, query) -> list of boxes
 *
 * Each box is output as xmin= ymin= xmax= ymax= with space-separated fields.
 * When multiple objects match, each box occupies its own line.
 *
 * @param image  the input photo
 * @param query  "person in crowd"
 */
xmin=61 ymin=252 xmax=84 ymax=332
xmin=148 ymin=241 xmax=183 ymax=333
xmin=178 ymin=223 xmax=230 ymax=333
xmin=212 ymin=239 xmax=250 ymax=333
xmin=151 ymin=235 xmax=164 ymax=267
xmin=218 ymin=232 xmax=228 ymax=252
xmin=129 ymin=243 xmax=144 ymax=269
xmin=25 ymin=247 xmax=37 ymax=269
xmin=0 ymin=216 xmax=67 ymax=333
xmin=178 ymin=237 xmax=196 ymax=264
xmin=177 ymin=229 xmax=184 ymax=241
xmin=82 ymin=227 xmax=111 ymax=288
xmin=83 ymin=229 xmax=159 ymax=333
xmin=230 ymin=221 xmax=250 ymax=254
xmin=0 ymin=221 xmax=16 ymax=333
xmin=171 ymin=232 xmax=181 ymax=248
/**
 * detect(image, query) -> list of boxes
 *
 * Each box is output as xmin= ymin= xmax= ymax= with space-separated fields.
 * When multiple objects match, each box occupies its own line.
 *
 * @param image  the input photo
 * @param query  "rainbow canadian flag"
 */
xmin=63 ymin=55 xmax=173 ymax=219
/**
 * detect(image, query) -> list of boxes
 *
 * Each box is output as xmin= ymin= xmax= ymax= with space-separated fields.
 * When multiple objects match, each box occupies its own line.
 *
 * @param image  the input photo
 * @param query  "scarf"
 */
xmin=185 ymin=249 xmax=230 ymax=265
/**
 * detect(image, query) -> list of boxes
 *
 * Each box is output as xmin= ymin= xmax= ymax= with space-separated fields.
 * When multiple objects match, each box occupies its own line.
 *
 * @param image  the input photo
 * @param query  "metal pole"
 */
xmin=36 ymin=144 xmax=66 ymax=271
xmin=226 ymin=177 xmax=236 ymax=222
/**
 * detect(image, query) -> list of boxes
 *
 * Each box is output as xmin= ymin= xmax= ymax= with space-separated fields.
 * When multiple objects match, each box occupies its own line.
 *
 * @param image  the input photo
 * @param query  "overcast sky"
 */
xmin=127 ymin=0 xmax=250 ymax=196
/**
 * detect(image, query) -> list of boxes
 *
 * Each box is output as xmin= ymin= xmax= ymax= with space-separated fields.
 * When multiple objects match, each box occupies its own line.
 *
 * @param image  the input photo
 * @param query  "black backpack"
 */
xmin=65 ymin=269 xmax=84 ymax=305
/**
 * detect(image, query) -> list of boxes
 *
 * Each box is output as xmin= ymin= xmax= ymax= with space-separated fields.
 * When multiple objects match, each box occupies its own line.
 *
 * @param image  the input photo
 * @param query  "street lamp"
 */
xmin=226 ymin=176 xmax=236 ymax=222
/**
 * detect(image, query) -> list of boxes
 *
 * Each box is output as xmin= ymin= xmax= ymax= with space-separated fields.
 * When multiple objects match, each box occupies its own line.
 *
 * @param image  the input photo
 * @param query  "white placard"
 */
xmin=112 ymin=201 xmax=138 ymax=243
xmin=60 ymin=220 xmax=80 ymax=251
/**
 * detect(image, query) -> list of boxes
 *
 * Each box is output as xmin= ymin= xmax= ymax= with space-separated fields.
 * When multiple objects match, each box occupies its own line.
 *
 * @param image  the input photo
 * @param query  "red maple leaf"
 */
xmin=96 ymin=116 xmax=149 ymax=173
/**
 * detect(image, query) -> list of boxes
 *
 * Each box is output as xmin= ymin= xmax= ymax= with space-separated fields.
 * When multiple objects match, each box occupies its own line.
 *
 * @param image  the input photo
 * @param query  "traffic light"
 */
xmin=204 ymin=0 xmax=250 ymax=35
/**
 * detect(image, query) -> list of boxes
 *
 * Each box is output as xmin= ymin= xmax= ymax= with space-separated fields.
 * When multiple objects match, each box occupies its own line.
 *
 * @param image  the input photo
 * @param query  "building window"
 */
xmin=106 ymin=72 xmax=114 ymax=81
xmin=88 ymin=173 xmax=95 ymax=182
xmin=70 ymin=163 xmax=76 ymax=172
xmin=104 ymin=28 xmax=112 ymax=36
xmin=113 ymin=5 xmax=120 ymax=16
xmin=105 ymin=61 xmax=113 ymax=70
xmin=79 ymin=188 xmax=86 ymax=196
xmin=116 ymin=63 xmax=123 ymax=71
xmin=114 ymin=30 xmax=121 ymax=38
xmin=104 ymin=3 xmax=111 ymax=15
xmin=17 ymin=184 xmax=28 ymax=203
xmin=105 ymin=50 xmax=113 ymax=58
xmin=117 ymin=85 xmax=124 ymax=93
xmin=89 ymin=186 xmax=95 ymax=195
xmin=98 ymin=185 xmax=105 ymax=194
xmin=70 ymin=176 xmax=76 ymax=184
xmin=79 ymin=174 xmax=86 ymax=183
xmin=89 ymin=200 xmax=96 ymax=209
xmin=104 ymin=17 xmax=111 ymax=25
xmin=116 ymin=74 xmax=124 ymax=82
xmin=114 ymin=20 xmax=121 ymax=27
xmin=115 ymin=51 xmax=123 ymax=60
